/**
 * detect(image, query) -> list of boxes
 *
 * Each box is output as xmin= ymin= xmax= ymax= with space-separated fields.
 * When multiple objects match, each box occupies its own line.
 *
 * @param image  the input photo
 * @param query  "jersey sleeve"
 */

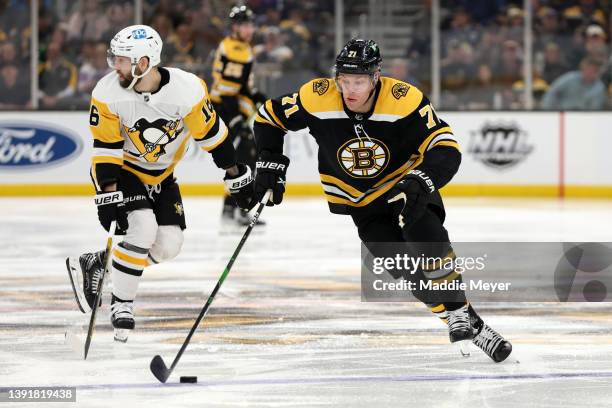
xmin=253 ymin=91 xmax=308 ymax=155
xmin=89 ymin=95 xmax=124 ymax=192
xmin=404 ymin=95 xmax=461 ymax=189
xmin=184 ymin=79 xmax=236 ymax=169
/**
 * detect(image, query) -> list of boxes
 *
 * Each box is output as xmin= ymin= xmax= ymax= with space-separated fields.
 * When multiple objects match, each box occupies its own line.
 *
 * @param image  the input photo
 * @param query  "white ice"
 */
xmin=1 ymin=196 xmax=611 ymax=407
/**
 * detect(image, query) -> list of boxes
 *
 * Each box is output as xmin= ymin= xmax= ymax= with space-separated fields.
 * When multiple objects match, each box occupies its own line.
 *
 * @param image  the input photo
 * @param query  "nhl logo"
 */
xmin=468 ymin=122 xmax=533 ymax=170
xmin=313 ymin=79 xmax=330 ymax=95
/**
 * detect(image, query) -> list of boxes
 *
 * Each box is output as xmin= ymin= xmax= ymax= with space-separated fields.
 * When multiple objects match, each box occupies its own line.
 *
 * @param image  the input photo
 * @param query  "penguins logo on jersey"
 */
xmin=391 ymin=82 xmax=410 ymax=99
xmin=125 ymin=118 xmax=184 ymax=162
xmin=337 ymin=137 xmax=389 ymax=178
xmin=313 ymin=79 xmax=330 ymax=95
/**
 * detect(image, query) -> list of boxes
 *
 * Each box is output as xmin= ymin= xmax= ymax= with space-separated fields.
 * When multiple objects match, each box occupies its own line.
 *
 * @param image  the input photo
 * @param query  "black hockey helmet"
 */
xmin=229 ymin=5 xmax=255 ymax=24
xmin=334 ymin=38 xmax=382 ymax=77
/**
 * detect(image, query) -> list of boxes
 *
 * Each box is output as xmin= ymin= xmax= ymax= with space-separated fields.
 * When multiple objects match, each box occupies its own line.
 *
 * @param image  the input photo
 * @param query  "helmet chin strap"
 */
xmin=127 ymin=63 xmax=153 ymax=90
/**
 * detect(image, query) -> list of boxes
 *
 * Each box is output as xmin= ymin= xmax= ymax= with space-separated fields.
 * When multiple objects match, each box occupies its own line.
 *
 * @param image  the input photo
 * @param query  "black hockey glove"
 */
xmin=224 ymin=163 xmax=254 ymax=210
xmin=95 ymin=191 xmax=128 ymax=233
xmin=254 ymin=151 xmax=290 ymax=206
xmin=387 ymin=169 xmax=435 ymax=231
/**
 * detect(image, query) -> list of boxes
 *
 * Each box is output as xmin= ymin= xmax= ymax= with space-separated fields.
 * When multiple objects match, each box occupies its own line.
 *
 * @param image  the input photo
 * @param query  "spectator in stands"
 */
xmin=253 ymin=27 xmax=293 ymax=66
xmin=104 ymin=3 xmax=135 ymax=42
xmin=466 ymin=64 xmax=498 ymax=110
xmin=388 ymin=58 xmax=421 ymax=88
xmin=563 ymin=0 xmax=607 ymax=31
xmin=78 ymin=42 xmax=110 ymax=95
xmin=583 ymin=24 xmax=608 ymax=66
xmin=541 ymin=57 xmax=606 ymax=110
xmin=63 ymin=1 xmax=110 ymax=44
xmin=441 ymin=39 xmax=476 ymax=91
xmin=534 ymin=6 xmax=564 ymax=53
xmin=492 ymin=39 xmax=523 ymax=87
xmin=38 ymin=42 xmax=77 ymax=109
xmin=0 ymin=64 xmax=29 ymax=109
xmin=541 ymin=42 xmax=569 ymax=85
xmin=0 ymin=41 xmax=18 ymax=67
xmin=165 ymin=23 xmax=196 ymax=66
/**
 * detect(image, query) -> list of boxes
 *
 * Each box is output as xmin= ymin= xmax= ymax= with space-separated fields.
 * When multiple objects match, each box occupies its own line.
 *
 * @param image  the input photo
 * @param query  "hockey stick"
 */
xmin=83 ymin=220 xmax=117 ymax=360
xmin=150 ymin=189 xmax=272 ymax=383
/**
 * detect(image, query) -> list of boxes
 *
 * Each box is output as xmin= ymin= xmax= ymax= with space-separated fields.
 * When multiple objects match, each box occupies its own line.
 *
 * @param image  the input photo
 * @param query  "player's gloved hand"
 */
xmin=254 ymin=151 xmax=290 ymax=206
xmin=224 ymin=163 xmax=254 ymax=210
xmin=386 ymin=169 xmax=435 ymax=230
xmin=95 ymin=191 xmax=128 ymax=233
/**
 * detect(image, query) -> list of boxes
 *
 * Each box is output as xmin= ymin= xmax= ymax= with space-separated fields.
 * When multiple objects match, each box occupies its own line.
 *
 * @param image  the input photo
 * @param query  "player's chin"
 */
xmin=118 ymin=76 xmax=133 ymax=88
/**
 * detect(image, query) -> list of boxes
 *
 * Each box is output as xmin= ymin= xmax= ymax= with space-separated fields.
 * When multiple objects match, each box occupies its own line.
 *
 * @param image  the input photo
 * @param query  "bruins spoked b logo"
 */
xmin=337 ymin=138 xmax=389 ymax=178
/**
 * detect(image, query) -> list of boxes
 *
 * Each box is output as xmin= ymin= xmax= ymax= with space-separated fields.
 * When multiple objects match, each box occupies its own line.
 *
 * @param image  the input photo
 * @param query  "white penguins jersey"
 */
xmin=89 ymin=67 xmax=230 ymax=190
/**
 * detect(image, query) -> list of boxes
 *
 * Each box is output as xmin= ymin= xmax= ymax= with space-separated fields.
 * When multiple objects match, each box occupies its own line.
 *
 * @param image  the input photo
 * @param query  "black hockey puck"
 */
xmin=180 ymin=376 xmax=198 ymax=383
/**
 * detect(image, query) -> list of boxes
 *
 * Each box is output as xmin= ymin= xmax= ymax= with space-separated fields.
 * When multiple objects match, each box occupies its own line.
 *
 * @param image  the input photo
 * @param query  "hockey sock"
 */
xmin=111 ymin=241 xmax=149 ymax=300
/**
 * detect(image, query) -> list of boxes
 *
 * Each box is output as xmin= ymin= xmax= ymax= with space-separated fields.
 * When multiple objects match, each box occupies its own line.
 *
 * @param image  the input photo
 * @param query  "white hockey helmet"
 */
xmin=107 ymin=25 xmax=163 ymax=89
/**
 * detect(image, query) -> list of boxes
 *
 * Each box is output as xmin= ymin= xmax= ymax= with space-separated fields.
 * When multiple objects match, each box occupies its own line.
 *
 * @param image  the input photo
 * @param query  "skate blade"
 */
xmin=113 ymin=328 xmax=131 ymax=343
xmin=66 ymin=257 xmax=90 ymax=314
xmin=455 ymin=339 xmax=472 ymax=357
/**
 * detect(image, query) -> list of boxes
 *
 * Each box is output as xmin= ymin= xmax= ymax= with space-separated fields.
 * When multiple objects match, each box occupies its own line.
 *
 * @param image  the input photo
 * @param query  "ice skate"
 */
xmin=66 ymin=250 xmax=106 ymax=313
xmin=111 ymin=295 xmax=135 ymax=343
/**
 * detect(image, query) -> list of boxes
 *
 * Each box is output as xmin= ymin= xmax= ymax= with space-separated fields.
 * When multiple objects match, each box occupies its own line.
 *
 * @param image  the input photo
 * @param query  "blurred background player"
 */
xmin=252 ymin=38 xmax=512 ymax=362
xmin=65 ymin=24 xmax=253 ymax=342
xmin=211 ymin=5 xmax=268 ymax=226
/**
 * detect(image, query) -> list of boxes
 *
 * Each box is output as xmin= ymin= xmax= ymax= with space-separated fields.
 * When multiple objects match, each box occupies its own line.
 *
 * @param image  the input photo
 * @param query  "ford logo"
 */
xmin=0 ymin=121 xmax=83 ymax=169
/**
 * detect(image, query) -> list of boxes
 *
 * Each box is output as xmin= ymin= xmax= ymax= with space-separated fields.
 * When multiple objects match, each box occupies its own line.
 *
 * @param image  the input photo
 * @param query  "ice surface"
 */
xmin=1 ymin=197 xmax=611 ymax=407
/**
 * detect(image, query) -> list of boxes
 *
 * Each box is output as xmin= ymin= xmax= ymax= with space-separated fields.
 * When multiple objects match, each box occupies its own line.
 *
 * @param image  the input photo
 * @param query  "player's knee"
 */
xmin=124 ymin=209 xmax=158 ymax=249
xmin=149 ymin=225 xmax=184 ymax=263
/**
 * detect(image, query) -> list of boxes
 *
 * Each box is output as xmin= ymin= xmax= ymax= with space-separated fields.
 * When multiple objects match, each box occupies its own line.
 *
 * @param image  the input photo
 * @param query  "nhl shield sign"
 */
xmin=468 ymin=122 xmax=533 ymax=170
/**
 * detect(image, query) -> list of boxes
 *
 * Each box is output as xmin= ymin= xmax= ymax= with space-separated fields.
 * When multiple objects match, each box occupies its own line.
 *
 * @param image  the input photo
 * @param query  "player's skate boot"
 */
xmin=447 ymin=304 xmax=474 ymax=354
xmin=110 ymin=294 xmax=134 ymax=343
xmin=66 ymin=250 xmax=106 ymax=313
xmin=234 ymin=208 xmax=266 ymax=227
xmin=469 ymin=306 xmax=512 ymax=362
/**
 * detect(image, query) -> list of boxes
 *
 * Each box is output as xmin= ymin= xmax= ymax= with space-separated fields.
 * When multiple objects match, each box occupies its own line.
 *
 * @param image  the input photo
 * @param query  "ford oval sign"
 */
xmin=0 ymin=122 xmax=83 ymax=169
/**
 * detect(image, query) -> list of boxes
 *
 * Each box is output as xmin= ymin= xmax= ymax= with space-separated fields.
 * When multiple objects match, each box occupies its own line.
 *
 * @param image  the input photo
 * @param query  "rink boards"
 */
xmin=0 ymin=111 xmax=611 ymax=197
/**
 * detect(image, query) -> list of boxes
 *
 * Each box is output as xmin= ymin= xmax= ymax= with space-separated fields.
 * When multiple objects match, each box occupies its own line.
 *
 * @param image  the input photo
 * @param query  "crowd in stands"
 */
xmin=0 ymin=0 xmax=611 ymax=110
xmin=433 ymin=0 xmax=612 ymax=109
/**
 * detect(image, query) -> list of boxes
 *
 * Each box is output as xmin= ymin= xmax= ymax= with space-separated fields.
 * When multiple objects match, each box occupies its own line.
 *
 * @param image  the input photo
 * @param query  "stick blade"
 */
xmin=150 ymin=355 xmax=171 ymax=383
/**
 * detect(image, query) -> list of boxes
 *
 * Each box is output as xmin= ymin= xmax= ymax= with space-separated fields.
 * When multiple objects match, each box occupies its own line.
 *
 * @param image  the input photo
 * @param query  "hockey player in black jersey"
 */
xmin=252 ymin=38 xmax=512 ymax=362
xmin=211 ymin=5 xmax=267 ymax=226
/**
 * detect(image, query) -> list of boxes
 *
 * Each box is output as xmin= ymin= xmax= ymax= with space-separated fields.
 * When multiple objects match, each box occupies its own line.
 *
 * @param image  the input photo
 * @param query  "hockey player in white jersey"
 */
xmin=66 ymin=25 xmax=253 ymax=341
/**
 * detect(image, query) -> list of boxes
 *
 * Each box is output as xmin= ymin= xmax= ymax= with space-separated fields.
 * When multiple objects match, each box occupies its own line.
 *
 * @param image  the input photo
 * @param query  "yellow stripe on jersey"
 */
xmin=430 ymin=140 xmax=460 ymax=151
xmin=373 ymin=155 xmax=420 ymax=188
xmin=264 ymin=100 xmax=288 ymax=131
xmin=417 ymin=127 xmax=454 ymax=154
xmin=323 ymin=172 xmax=405 ymax=207
xmin=89 ymin=97 xmax=122 ymax=143
xmin=92 ymin=156 xmax=123 ymax=166
xmin=211 ymin=77 xmax=242 ymax=95
xmin=254 ymin=113 xmax=276 ymax=127
xmin=319 ymin=174 xmax=363 ymax=198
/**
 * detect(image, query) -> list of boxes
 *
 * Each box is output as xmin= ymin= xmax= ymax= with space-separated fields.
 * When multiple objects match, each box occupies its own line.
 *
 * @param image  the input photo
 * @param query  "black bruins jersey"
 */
xmin=253 ymin=76 xmax=461 ymax=215
xmin=210 ymin=36 xmax=257 ymax=120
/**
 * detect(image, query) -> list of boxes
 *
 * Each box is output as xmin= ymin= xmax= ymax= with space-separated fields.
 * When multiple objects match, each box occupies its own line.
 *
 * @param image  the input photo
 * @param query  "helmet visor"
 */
xmin=106 ymin=49 xmax=132 ymax=69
